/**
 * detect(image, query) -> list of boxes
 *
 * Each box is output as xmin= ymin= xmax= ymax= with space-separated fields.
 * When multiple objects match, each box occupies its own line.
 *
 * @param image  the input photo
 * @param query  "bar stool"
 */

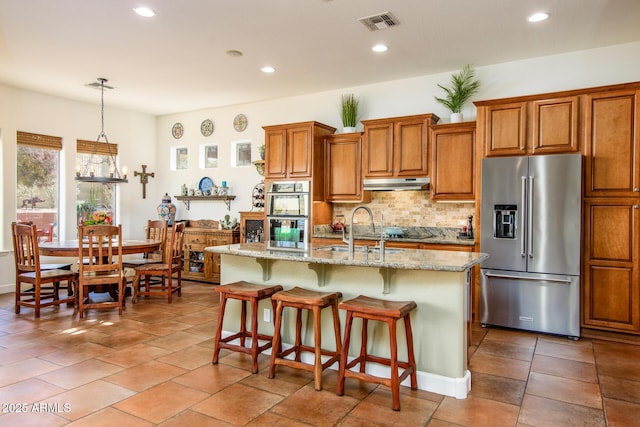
xmin=337 ymin=295 xmax=418 ymax=411
xmin=268 ymin=287 xmax=342 ymax=391
xmin=212 ymin=281 xmax=283 ymax=374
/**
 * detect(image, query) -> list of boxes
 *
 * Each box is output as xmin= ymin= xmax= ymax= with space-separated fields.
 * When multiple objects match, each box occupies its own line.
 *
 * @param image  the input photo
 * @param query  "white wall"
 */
xmin=2 ymin=41 xmax=640 ymax=293
xmin=155 ymin=41 xmax=640 ymax=226
xmin=0 ymin=85 xmax=157 ymax=293
xmin=0 ymin=85 xmax=158 ymax=245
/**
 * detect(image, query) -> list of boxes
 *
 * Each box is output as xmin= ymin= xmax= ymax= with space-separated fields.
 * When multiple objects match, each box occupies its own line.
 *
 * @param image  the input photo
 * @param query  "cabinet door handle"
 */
xmin=634 ymin=187 xmax=639 ymax=192
xmin=520 ymin=176 xmax=527 ymax=257
xmin=634 ymin=205 xmax=640 ymax=209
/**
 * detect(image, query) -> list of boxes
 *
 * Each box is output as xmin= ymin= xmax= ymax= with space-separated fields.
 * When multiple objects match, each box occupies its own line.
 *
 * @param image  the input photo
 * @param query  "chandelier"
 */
xmin=75 ymin=77 xmax=128 ymax=183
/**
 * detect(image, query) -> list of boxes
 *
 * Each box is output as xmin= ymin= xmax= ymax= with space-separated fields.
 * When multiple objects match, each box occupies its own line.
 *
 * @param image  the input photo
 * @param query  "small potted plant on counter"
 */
xmin=434 ymin=64 xmax=480 ymax=123
xmin=340 ymin=93 xmax=360 ymax=133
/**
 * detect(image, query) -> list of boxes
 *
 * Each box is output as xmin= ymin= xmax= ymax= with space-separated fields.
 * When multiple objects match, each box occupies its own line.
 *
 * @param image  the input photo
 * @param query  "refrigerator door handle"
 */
xmin=520 ymin=176 xmax=527 ymax=257
xmin=485 ymin=272 xmax=573 ymax=284
xmin=528 ymin=175 xmax=534 ymax=259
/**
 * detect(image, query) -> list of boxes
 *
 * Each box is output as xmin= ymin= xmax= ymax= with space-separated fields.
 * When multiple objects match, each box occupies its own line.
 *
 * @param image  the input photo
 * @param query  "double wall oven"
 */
xmin=265 ymin=180 xmax=310 ymax=251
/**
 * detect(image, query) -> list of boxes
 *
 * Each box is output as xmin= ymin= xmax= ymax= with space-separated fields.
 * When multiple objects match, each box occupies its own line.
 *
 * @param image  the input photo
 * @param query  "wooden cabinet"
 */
xmin=476 ymin=95 xmax=580 ymax=157
xmin=582 ymin=199 xmax=640 ymax=332
xmin=179 ymin=220 xmax=240 ymax=284
xmin=476 ymin=82 xmax=640 ymax=336
xmin=362 ymin=114 xmax=438 ymax=178
xmin=430 ymin=121 xmax=476 ymax=201
xmin=239 ymin=211 xmax=265 ymax=243
xmin=584 ymin=89 xmax=640 ymax=198
xmin=324 ymin=132 xmax=370 ymax=202
xmin=580 ymin=86 xmax=640 ymax=334
xmin=263 ymin=121 xmax=336 ymax=182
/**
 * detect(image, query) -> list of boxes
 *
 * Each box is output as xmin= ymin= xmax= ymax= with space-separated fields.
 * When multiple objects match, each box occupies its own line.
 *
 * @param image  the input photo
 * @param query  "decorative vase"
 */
xmin=343 ymin=126 xmax=357 ymax=133
xmin=157 ymin=193 xmax=176 ymax=225
xmin=450 ymin=113 xmax=463 ymax=123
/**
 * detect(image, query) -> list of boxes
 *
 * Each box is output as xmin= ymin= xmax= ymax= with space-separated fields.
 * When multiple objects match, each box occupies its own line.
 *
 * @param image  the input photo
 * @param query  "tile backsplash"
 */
xmin=330 ymin=191 xmax=475 ymax=228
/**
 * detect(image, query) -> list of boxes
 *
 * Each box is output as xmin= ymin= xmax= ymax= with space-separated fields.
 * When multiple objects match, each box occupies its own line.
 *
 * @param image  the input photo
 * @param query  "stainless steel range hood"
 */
xmin=363 ymin=177 xmax=430 ymax=191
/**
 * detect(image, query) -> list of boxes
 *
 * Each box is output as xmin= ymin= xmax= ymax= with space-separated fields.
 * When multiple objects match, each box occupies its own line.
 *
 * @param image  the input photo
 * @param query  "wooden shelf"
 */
xmin=174 ymin=195 xmax=236 ymax=210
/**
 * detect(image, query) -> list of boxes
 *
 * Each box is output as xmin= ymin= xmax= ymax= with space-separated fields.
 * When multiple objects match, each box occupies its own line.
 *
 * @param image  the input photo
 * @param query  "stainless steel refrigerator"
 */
xmin=480 ymin=153 xmax=581 ymax=338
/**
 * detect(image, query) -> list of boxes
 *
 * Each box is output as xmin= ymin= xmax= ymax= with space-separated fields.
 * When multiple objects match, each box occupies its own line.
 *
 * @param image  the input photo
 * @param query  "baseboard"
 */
xmin=0 ymin=283 xmax=14 ymax=295
xmin=581 ymin=327 xmax=640 ymax=346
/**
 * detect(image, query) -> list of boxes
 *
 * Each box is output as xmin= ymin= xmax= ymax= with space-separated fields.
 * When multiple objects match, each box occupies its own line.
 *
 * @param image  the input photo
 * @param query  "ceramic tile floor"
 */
xmin=1 ymin=281 xmax=640 ymax=426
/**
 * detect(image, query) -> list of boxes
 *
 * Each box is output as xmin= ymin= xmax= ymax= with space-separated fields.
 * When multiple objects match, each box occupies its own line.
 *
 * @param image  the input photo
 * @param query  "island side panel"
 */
xmin=219 ymin=253 xmax=469 ymax=380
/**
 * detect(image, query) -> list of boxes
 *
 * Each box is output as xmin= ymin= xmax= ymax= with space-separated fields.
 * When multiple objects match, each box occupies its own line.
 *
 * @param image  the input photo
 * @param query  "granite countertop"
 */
xmin=313 ymin=225 xmax=475 ymax=246
xmin=206 ymin=242 xmax=488 ymax=272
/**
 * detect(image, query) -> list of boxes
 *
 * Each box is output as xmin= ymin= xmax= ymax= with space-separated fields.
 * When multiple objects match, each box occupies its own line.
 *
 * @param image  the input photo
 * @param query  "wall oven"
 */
xmin=266 ymin=180 xmax=310 ymax=251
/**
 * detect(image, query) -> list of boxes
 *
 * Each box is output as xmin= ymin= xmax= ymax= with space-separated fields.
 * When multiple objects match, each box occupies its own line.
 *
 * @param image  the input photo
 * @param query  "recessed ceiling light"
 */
xmin=133 ymin=7 xmax=156 ymax=17
xmin=372 ymin=44 xmax=388 ymax=53
xmin=261 ymin=66 xmax=276 ymax=73
xmin=528 ymin=12 xmax=549 ymax=23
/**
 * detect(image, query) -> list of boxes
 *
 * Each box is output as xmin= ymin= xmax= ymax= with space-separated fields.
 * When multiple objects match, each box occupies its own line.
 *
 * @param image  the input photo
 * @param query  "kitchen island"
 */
xmin=206 ymin=242 xmax=488 ymax=398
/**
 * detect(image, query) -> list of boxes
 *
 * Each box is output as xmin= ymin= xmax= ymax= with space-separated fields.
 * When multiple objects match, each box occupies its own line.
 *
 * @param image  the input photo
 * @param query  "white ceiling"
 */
xmin=1 ymin=0 xmax=639 ymax=116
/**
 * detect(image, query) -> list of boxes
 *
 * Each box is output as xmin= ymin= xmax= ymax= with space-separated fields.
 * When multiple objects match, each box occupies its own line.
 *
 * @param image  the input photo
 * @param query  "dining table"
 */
xmin=39 ymin=238 xmax=163 ymax=304
xmin=39 ymin=238 xmax=162 ymax=258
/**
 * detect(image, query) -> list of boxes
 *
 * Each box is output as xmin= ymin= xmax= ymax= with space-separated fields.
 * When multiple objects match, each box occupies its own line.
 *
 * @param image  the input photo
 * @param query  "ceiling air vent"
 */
xmin=358 ymin=12 xmax=399 ymax=31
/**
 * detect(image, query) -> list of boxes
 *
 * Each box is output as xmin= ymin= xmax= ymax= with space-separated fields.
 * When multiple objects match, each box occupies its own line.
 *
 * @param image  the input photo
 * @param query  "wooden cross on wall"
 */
xmin=133 ymin=164 xmax=155 ymax=199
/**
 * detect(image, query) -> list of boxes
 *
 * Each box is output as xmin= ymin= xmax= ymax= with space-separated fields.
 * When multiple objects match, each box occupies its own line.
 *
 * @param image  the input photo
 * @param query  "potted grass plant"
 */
xmin=434 ymin=64 xmax=480 ymax=122
xmin=340 ymin=93 xmax=360 ymax=133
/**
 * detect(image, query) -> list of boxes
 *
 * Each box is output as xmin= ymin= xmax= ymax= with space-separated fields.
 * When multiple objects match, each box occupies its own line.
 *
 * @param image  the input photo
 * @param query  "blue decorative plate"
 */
xmin=198 ymin=177 xmax=214 ymax=194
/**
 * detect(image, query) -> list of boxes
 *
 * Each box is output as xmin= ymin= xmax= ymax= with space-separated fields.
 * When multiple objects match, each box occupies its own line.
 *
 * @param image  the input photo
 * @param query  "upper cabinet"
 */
xmin=362 ymin=114 xmax=439 ymax=178
xmin=584 ymin=89 xmax=640 ymax=198
xmin=476 ymin=95 xmax=580 ymax=157
xmin=263 ymin=121 xmax=336 ymax=180
xmin=324 ymin=132 xmax=370 ymax=203
xmin=430 ymin=121 xmax=476 ymax=202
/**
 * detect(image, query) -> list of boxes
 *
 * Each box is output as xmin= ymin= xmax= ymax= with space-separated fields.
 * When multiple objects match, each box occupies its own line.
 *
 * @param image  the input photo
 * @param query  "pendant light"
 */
xmin=75 ymin=77 xmax=128 ymax=183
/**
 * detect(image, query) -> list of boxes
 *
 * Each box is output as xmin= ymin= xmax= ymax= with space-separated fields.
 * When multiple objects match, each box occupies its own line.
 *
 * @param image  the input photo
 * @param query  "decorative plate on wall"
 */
xmin=201 ymin=119 xmax=214 ymax=136
xmin=233 ymin=114 xmax=248 ymax=132
xmin=172 ymin=122 xmax=184 ymax=139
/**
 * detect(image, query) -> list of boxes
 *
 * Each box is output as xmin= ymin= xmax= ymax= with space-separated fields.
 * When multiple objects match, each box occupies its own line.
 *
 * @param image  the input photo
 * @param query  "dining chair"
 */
xmin=123 ymin=219 xmax=168 ymax=269
xmin=132 ymin=221 xmax=185 ymax=304
xmin=16 ymin=220 xmax=71 ymax=270
xmin=77 ymin=224 xmax=126 ymax=318
xmin=11 ymin=221 xmax=77 ymax=318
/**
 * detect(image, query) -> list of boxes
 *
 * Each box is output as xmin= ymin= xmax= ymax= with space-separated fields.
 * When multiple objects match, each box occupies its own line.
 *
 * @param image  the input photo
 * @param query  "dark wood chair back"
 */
xmin=167 ymin=221 xmax=185 ymax=266
xmin=12 ymin=222 xmax=42 ymax=275
xmin=77 ymin=224 xmax=125 ymax=318
xmin=11 ymin=221 xmax=76 ymax=317
xmin=146 ymin=219 xmax=168 ymax=260
xmin=131 ymin=221 xmax=186 ymax=304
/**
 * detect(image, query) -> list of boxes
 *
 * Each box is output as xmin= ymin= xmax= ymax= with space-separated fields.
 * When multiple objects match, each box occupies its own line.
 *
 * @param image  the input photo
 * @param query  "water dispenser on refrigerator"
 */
xmin=494 ymin=204 xmax=517 ymax=239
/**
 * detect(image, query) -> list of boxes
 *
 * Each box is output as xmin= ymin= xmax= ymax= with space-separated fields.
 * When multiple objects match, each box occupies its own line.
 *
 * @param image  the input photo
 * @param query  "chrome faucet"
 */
xmin=342 ymin=205 xmax=375 ymax=259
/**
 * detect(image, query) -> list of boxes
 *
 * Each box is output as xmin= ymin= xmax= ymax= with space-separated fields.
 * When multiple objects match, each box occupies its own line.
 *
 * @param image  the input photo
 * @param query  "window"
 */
xmin=171 ymin=146 xmax=188 ymax=170
xmin=200 ymin=144 xmax=218 ymax=168
xmin=76 ymin=139 xmax=118 ymax=226
xmin=232 ymin=141 xmax=252 ymax=167
xmin=16 ymin=131 xmax=61 ymax=242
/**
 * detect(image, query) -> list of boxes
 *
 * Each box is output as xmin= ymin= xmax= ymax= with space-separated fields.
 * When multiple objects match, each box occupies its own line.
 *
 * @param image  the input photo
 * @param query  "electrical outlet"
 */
xmin=263 ymin=308 xmax=270 ymax=322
